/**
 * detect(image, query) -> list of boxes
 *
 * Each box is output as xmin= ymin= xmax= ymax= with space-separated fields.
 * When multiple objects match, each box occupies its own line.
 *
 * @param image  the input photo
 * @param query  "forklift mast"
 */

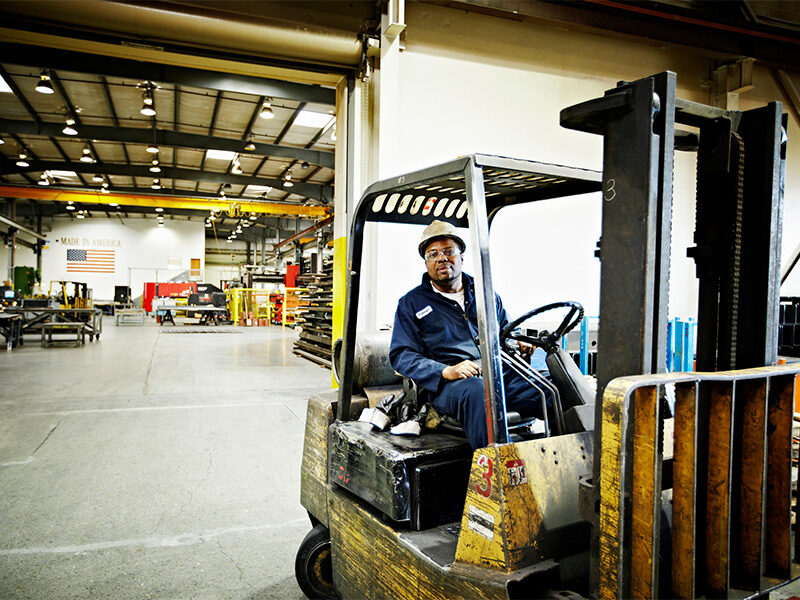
xmin=561 ymin=72 xmax=789 ymax=597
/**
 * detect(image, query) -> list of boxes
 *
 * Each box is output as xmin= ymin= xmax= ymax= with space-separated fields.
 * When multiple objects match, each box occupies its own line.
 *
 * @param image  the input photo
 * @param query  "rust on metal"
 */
xmin=598 ymin=377 xmax=635 ymax=600
xmin=631 ymin=385 xmax=659 ymax=598
xmin=734 ymin=378 xmax=767 ymax=590
xmin=765 ymin=375 xmax=794 ymax=578
xmin=671 ymin=382 xmax=697 ymax=599
xmin=705 ymin=381 xmax=733 ymax=597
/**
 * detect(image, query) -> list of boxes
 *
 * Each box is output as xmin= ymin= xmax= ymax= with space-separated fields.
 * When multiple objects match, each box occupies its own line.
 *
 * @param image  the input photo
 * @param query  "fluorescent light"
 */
xmin=294 ymin=111 xmax=334 ymax=129
xmin=244 ymin=185 xmax=272 ymax=194
xmin=206 ymin=149 xmax=236 ymax=160
xmin=0 ymin=75 xmax=12 ymax=94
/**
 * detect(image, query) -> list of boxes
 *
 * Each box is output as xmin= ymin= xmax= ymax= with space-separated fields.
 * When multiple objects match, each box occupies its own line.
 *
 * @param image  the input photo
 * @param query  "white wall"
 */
xmin=364 ymin=4 xmax=799 ymax=330
xmin=31 ymin=217 xmax=205 ymax=301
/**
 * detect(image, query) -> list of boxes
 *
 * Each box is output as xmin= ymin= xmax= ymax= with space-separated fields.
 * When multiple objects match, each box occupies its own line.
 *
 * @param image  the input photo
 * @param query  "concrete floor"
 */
xmin=0 ymin=318 xmax=331 ymax=599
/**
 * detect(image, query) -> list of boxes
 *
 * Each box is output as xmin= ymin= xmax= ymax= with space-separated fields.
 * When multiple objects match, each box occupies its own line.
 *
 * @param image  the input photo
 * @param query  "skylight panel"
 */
xmin=294 ymin=111 xmax=334 ymax=129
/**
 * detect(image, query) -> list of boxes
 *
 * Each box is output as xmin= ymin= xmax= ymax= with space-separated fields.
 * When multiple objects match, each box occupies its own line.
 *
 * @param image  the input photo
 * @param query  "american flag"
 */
xmin=66 ymin=249 xmax=115 ymax=273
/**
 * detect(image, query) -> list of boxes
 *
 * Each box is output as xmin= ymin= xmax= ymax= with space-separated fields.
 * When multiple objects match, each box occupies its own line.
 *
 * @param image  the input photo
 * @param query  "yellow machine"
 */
xmin=49 ymin=280 xmax=91 ymax=309
xmin=297 ymin=73 xmax=800 ymax=599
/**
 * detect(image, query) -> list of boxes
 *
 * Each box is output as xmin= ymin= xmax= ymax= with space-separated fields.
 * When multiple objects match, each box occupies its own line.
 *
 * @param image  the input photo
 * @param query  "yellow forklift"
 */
xmin=49 ymin=280 xmax=91 ymax=309
xmin=297 ymin=72 xmax=800 ymax=599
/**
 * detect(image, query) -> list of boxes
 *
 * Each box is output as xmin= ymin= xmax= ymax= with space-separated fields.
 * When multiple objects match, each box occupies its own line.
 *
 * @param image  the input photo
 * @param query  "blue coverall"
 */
xmin=389 ymin=272 xmax=550 ymax=449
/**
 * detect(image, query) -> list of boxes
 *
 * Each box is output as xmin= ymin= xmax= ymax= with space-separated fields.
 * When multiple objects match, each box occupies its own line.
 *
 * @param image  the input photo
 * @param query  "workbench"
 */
xmin=0 ymin=313 xmax=23 ymax=350
xmin=41 ymin=322 xmax=85 ymax=348
xmin=4 ymin=307 xmax=103 ymax=341
xmin=115 ymin=308 xmax=146 ymax=326
xmin=158 ymin=304 xmax=227 ymax=326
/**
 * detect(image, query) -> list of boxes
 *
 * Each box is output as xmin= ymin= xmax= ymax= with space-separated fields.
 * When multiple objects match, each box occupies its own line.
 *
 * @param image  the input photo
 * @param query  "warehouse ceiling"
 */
xmin=0 ymin=41 xmax=340 ymax=242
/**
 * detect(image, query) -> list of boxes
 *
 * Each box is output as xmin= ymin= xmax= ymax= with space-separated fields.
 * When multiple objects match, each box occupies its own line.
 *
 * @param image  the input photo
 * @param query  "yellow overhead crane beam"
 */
xmin=0 ymin=186 xmax=331 ymax=218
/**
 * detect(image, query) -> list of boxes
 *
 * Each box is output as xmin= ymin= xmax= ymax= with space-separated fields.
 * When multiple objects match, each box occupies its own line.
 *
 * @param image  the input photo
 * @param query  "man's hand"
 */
xmin=442 ymin=360 xmax=481 ymax=381
xmin=518 ymin=341 xmax=534 ymax=359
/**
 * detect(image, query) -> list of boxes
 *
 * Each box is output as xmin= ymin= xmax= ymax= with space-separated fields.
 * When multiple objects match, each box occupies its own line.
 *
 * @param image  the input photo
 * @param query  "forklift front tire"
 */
xmin=295 ymin=524 xmax=336 ymax=599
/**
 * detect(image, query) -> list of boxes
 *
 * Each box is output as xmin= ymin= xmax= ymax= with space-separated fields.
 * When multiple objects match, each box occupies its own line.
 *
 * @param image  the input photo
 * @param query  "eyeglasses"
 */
xmin=424 ymin=247 xmax=461 ymax=261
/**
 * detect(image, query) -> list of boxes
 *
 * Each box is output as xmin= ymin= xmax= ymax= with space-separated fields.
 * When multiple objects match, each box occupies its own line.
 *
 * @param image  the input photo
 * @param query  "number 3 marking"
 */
xmin=476 ymin=455 xmax=493 ymax=498
xmin=604 ymin=178 xmax=616 ymax=202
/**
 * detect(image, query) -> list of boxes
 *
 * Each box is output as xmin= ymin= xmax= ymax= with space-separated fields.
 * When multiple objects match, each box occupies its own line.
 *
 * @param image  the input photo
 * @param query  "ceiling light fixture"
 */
xmin=108 ymin=202 xmax=118 ymax=207
xmin=62 ymin=118 xmax=78 ymax=136
xmin=100 ymin=187 xmax=109 ymax=194
xmin=79 ymin=144 xmax=94 ymax=163
xmin=205 ymin=222 xmax=211 ymax=228
xmin=92 ymin=174 xmax=104 ymax=182
xmin=282 ymin=170 xmax=293 ymax=188
xmin=244 ymin=139 xmax=256 ymax=152
xmin=140 ymin=83 xmax=156 ymax=116
xmin=249 ymin=212 xmax=257 ymax=220
xmin=209 ymin=214 xmax=216 ymax=222
xmin=259 ymin=99 xmax=275 ymax=119
xmin=155 ymin=207 xmax=163 ymax=212
xmin=0 ymin=134 xmax=4 ymax=144
xmin=76 ymin=212 xmax=85 ymax=219
xmin=66 ymin=204 xmax=76 ymax=210
xmin=151 ymin=179 xmax=161 ymax=190
xmin=226 ymin=239 xmax=232 ymax=243
xmin=35 ymin=70 xmax=54 ymax=94
xmin=38 ymin=173 xmax=50 ymax=185
xmin=16 ymin=152 xmax=29 ymax=167
xmin=146 ymin=144 xmax=159 ymax=154
xmin=231 ymin=161 xmax=243 ymax=175
xmin=301 ymin=161 xmax=310 ymax=169
xmin=149 ymin=159 xmax=161 ymax=173
xmin=101 ymin=180 xmax=109 ymax=188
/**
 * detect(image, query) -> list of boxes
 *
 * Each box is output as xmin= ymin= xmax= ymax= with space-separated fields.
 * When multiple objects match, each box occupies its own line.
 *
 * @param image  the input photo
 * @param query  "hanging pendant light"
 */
xmin=79 ymin=144 xmax=94 ymax=163
xmin=16 ymin=152 xmax=29 ymax=168
xmin=35 ymin=70 xmax=54 ymax=94
xmin=62 ymin=118 xmax=78 ymax=136
xmin=259 ymin=99 xmax=275 ymax=119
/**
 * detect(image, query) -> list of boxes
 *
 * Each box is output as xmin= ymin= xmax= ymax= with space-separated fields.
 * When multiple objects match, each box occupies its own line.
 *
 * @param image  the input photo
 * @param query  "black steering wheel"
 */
xmin=500 ymin=301 xmax=584 ymax=351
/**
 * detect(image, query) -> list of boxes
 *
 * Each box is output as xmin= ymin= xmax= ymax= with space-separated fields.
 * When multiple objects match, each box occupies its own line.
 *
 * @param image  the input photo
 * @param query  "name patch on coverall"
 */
xmin=415 ymin=305 xmax=433 ymax=319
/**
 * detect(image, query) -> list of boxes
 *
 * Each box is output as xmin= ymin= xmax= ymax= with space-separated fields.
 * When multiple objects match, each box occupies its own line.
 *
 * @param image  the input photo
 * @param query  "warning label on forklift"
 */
xmin=467 ymin=505 xmax=495 ymax=540
xmin=506 ymin=459 xmax=528 ymax=486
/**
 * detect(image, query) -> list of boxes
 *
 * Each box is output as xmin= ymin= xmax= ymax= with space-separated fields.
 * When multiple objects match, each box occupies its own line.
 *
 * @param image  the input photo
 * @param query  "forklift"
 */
xmin=296 ymin=72 xmax=800 ymax=599
xmin=49 ymin=280 xmax=91 ymax=309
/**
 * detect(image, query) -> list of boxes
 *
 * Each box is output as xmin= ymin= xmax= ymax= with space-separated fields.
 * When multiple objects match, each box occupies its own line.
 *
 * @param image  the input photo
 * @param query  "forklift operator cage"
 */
xmin=336 ymin=155 xmax=602 ymax=445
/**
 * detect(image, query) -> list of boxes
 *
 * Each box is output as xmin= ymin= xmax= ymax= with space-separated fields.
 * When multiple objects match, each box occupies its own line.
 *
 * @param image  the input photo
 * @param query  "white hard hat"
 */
xmin=418 ymin=220 xmax=466 ymax=257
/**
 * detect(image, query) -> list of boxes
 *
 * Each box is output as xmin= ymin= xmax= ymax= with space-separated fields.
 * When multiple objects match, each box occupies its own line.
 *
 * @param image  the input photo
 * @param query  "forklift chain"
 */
xmin=727 ymin=131 xmax=745 ymax=367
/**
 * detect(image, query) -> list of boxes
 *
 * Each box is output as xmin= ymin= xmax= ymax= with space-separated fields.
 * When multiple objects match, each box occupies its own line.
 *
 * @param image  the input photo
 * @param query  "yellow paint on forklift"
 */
xmin=331 ymin=235 xmax=347 ymax=389
xmin=598 ymin=379 xmax=628 ymax=600
xmin=454 ymin=442 xmax=547 ymax=571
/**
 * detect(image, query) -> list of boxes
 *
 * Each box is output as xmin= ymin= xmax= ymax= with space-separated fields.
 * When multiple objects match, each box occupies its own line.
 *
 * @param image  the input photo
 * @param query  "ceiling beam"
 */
xmin=428 ymin=0 xmax=800 ymax=70
xmin=0 ymin=42 xmax=336 ymax=105
xmin=0 ymin=118 xmax=335 ymax=168
xmin=0 ymin=159 xmax=332 ymax=202
xmin=274 ymin=215 xmax=334 ymax=249
xmin=0 ymin=185 xmax=330 ymax=217
xmin=0 ymin=212 xmax=47 ymax=240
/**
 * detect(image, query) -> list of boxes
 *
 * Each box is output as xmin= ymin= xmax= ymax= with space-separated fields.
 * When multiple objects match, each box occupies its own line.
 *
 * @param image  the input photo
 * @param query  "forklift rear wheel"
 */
xmin=295 ymin=524 xmax=336 ymax=599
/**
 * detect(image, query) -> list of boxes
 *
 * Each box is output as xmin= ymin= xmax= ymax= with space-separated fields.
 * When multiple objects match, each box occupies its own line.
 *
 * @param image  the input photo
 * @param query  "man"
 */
xmin=389 ymin=220 xmax=550 ymax=449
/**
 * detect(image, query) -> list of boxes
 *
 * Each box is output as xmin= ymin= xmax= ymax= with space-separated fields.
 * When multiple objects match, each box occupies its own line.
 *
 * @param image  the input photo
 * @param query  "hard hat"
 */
xmin=418 ymin=220 xmax=466 ymax=257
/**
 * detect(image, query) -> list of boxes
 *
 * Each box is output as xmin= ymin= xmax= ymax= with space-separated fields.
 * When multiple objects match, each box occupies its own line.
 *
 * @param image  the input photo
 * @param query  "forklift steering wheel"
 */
xmin=500 ymin=301 xmax=584 ymax=351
